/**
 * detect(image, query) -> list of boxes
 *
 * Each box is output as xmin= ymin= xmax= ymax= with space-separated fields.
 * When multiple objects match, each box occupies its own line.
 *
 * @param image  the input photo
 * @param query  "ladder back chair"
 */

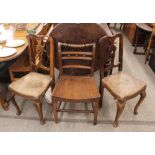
xmin=8 ymin=35 xmax=55 ymax=125
xmin=100 ymin=33 xmax=146 ymax=127
xmin=9 ymin=23 xmax=53 ymax=82
xmin=52 ymin=42 xmax=100 ymax=125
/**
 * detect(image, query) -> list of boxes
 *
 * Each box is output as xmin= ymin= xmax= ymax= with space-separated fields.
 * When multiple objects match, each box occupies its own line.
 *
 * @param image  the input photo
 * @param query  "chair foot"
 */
xmin=34 ymin=100 xmax=46 ymax=125
xmin=10 ymin=95 xmax=21 ymax=115
xmin=40 ymin=120 xmax=46 ymax=125
xmin=0 ymin=95 xmax=9 ymax=111
xmin=134 ymin=89 xmax=146 ymax=115
xmin=94 ymin=100 xmax=99 ymax=125
xmin=113 ymin=121 xmax=118 ymax=127
xmin=113 ymin=101 xmax=126 ymax=127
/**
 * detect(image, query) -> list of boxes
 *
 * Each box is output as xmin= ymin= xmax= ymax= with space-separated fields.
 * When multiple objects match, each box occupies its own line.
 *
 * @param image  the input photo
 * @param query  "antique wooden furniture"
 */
xmin=50 ymin=23 xmax=112 ymax=72
xmin=50 ymin=23 xmax=112 ymax=108
xmin=145 ymin=24 xmax=155 ymax=63
xmin=51 ymin=42 xmax=100 ymax=125
xmin=123 ymin=23 xmax=151 ymax=46
xmin=0 ymin=24 xmax=43 ymax=62
xmin=8 ymin=35 xmax=55 ymax=125
xmin=100 ymin=34 xmax=147 ymax=127
xmin=9 ymin=23 xmax=52 ymax=81
xmin=133 ymin=24 xmax=152 ymax=54
xmin=0 ymin=83 xmax=9 ymax=111
xmin=99 ymin=33 xmax=123 ymax=107
xmin=123 ymin=23 xmax=137 ymax=45
xmin=149 ymin=52 xmax=155 ymax=73
xmin=0 ymin=24 xmax=44 ymax=110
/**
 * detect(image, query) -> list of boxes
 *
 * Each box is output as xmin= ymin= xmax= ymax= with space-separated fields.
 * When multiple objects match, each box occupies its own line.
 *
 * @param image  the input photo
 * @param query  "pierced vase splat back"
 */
xmin=99 ymin=33 xmax=123 ymax=77
xmin=27 ymin=35 xmax=55 ymax=80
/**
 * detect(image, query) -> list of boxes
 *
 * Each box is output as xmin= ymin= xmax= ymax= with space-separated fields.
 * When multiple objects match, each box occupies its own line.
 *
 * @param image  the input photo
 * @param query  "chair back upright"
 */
xmin=38 ymin=23 xmax=52 ymax=35
xmin=99 ymin=33 xmax=123 ymax=78
xmin=58 ymin=42 xmax=96 ymax=76
xmin=27 ymin=35 xmax=55 ymax=81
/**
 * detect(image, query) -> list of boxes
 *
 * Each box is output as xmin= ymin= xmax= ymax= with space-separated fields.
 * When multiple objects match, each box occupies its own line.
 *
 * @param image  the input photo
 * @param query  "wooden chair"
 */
xmin=8 ymin=35 xmax=55 ymax=125
xmin=145 ymin=24 xmax=155 ymax=63
xmin=100 ymin=33 xmax=147 ymax=127
xmin=51 ymin=42 xmax=100 ymax=125
xmin=99 ymin=33 xmax=123 ymax=107
xmin=9 ymin=23 xmax=52 ymax=82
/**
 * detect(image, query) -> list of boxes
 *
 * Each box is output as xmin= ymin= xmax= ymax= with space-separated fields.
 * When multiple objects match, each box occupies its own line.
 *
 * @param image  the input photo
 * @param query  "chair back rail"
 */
xmin=58 ymin=42 xmax=96 ymax=76
xmin=27 ymin=35 xmax=55 ymax=80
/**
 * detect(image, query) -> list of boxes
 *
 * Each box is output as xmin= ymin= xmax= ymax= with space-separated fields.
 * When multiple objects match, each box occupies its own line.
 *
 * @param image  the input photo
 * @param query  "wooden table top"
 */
xmin=0 ymin=23 xmax=43 ymax=62
xmin=136 ymin=23 xmax=152 ymax=32
xmin=50 ymin=23 xmax=112 ymax=73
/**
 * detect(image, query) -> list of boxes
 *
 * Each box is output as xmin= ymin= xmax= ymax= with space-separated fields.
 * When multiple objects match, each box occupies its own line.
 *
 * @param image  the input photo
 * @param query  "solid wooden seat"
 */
xmin=52 ymin=42 xmax=100 ymax=125
xmin=100 ymin=34 xmax=146 ymax=127
xmin=8 ymin=35 xmax=55 ymax=125
xmin=102 ymin=72 xmax=146 ymax=100
xmin=52 ymin=76 xmax=100 ymax=101
xmin=9 ymin=72 xmax=52 ymax=100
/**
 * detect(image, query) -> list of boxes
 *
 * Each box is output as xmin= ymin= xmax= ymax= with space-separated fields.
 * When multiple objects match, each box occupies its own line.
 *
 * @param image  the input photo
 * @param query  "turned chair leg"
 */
xmin=34 ymin=99 xmax=46 ymax=125
xmin=52 ymin=98 xmax=58 ymax=123
xmin=113 ymin=101 xmax=126 ymax=127
xmin=10 ymin=95 xmax=21 ymax=115
xmin=99 ymin=83 xmax=104 ymax=108
xmin=134 ymin=89 xmax=146 ymax=115
xmin=94 ymin=100 xmax=99 ymax=125
xmin=0 ymin=95 xmax=9 ymax=111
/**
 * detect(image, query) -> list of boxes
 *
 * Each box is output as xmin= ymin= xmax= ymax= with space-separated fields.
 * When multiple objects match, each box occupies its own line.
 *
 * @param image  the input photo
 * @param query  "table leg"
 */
xmin=133 ymin=27 xmax=148 ymax=55
xmin=133 ymin=27 xmax=138 ymax=54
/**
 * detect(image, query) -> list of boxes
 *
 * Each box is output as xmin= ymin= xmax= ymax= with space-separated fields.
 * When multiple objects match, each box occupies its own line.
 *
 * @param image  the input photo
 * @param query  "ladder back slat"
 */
xmin=63 ymin=65 xmax=91 ymax=70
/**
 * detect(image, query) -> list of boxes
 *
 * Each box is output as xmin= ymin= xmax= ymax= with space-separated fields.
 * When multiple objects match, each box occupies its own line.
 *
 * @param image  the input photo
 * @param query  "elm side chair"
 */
xmin=51 ymin=42 xmax=100 ymax=125
xmin=9 ymin=23 xmax=52 ymax=82
xmin=8 ymin=35 xmax=55 ymax=125
xmin=99 ymin=33 xmax=147 ymax=127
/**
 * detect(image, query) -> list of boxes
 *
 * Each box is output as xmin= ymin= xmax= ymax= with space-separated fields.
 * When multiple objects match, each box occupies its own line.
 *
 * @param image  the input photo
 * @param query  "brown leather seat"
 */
xmin=9 ymin=72 xmax=52 ymax=100
xmin=102 ymin=72 xmax=146 ymax=100
xmin=52 ymin=76 xmax=100 ymax=101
